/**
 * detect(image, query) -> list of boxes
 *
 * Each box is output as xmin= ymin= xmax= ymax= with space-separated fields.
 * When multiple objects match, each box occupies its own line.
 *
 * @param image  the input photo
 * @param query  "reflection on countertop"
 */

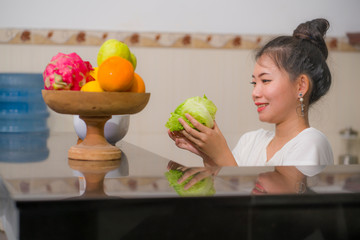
xmin=1 ymin=161 xmax=360 ymax=201
xmin=1 ymin=132 xmax=360 ymax=240
xmin=0 ymin=132 xmax=359 ymax=200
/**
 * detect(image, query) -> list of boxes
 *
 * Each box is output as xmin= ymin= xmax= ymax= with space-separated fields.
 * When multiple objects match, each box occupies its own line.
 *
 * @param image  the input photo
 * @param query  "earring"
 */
xmin=299 ymin=93 xmax=305 ymax=117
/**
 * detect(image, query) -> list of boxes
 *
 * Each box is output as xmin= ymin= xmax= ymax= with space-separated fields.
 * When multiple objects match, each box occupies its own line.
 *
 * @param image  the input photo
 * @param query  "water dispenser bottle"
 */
xmin=0 ymin=73 xmax=49 ymax=162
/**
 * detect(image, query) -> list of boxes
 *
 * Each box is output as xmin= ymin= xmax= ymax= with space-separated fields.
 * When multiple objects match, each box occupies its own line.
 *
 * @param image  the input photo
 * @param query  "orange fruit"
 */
xmin=80 ymin=80 xmax=104 ymax=92
xmin=98 ymin=56 xmax=134 ymax=92
xmin=128 ymin=73 xmax=146 ymax=93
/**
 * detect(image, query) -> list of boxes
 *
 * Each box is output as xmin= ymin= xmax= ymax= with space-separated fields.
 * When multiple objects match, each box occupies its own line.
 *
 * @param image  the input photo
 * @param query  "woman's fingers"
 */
xmin=178 ymin=118 xmax=205 ymax=144
xmin=179 ymin=129 xmax=195 ymax=142
xmin=178 ymin=167 xmax=203 ymax=183
xmin=184 ymin=114 xmax=209 ymax=132
xmin=178 ymin=119 xmax=201 ymax=142
xmin=177 ymin=167 xmax=215 ymax=190
xmin=178 ymin=117 xmax=196 ymax=134
xmin=174 ymin=137 xmax=189 ymax=149
xmin=184 ymin=171 xmax=212 ymax=190
xmin=168 ymin=130 xmax=184 ymax=140
xmin=168 ymin=130 xmax=176 ymax=141
xmin=167 ymin=161 xmax=187 ymax=171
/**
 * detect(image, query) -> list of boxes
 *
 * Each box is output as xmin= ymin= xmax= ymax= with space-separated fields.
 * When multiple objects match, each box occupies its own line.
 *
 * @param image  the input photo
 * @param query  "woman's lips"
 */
xmin=255 ymin=103 xmax=269 ymax=113
xmin=252 ymin=182 xmax=267 ymax=194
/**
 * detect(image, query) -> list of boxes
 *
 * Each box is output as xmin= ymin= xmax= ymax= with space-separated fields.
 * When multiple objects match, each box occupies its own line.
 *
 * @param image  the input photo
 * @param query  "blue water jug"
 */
xmin=0 ymin=73 xmax=49 ymax=162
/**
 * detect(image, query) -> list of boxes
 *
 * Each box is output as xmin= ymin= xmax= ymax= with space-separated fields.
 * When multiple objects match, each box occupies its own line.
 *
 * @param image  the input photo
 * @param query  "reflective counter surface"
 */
xmin=1 ymin=132 xmax=360 ymax=240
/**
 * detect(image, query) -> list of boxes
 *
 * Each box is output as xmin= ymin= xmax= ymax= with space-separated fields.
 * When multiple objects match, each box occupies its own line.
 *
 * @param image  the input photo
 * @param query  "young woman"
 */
xmin=168 ymin=18 xmax=334 ymax=174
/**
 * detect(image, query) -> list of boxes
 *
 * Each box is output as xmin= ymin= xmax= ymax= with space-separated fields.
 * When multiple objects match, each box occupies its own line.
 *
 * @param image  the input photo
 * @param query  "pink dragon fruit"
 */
xmin=43 ymin=52 xmax=94 ymax=90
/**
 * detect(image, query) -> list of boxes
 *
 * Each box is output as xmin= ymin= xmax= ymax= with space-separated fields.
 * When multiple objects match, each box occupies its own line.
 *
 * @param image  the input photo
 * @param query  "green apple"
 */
xmin=129 ymin=52 xmax=137 ymax=70
xmin=97 ymin=39 xmax=131 ymax=66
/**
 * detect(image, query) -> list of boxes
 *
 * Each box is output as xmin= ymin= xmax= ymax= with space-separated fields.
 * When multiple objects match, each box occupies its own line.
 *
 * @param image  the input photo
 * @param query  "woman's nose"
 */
xmin=252 ymin=84 xmax=262 ymax=100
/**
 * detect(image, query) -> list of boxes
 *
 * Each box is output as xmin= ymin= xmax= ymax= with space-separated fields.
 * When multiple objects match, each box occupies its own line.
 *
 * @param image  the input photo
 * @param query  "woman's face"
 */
xmin=251 ymin=55 xmax=299 ymax=124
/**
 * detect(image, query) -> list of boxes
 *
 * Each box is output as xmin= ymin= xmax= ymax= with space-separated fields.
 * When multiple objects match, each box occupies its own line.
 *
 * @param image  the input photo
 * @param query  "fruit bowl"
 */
xmin=42 ymin=90 xmax=150 ymax=160
xmin=42 ymin=90 xmax=150 ymax=115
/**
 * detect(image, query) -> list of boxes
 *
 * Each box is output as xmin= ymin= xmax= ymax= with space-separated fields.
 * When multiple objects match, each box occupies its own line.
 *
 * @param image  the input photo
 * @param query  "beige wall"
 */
xmin=1 ymin=44 xmax=359 ymax=166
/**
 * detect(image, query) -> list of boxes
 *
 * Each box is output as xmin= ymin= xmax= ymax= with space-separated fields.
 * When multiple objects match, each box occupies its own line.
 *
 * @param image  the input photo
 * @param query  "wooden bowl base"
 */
xmin=68 ymin=144 xmax=121 ymax=160
xmin=68 ymin=116 xmax=121 ymax=160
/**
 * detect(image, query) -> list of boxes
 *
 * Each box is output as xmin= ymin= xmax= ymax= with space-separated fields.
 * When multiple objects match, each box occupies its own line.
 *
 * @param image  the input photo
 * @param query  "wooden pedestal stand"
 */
xmin=41 ymin=90 xmax=150 ymax=161
xmin=68 ymin=116 xmax=122 ymax=160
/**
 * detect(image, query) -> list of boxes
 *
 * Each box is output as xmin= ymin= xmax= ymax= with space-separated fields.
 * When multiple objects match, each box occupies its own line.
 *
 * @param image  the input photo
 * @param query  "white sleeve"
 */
xmin=232 ymin=134 xmax=247 ymax=166
xmin=231 ymin=129 xmax=269 ymax=166
xmin=285 ymin=129 xmax=334 ymax=176
xmin=296 ymin=165 xmax=326 ymax=177
xmin=232 ymin=131 xmax=258 ymax=166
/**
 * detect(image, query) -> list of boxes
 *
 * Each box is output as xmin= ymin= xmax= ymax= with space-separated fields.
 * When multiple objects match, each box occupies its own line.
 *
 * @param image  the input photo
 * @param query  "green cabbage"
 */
xmin=165 ymin=95 xmax=217 ymax=131
xmin=165 ymin=169 xmax=216 ymax=197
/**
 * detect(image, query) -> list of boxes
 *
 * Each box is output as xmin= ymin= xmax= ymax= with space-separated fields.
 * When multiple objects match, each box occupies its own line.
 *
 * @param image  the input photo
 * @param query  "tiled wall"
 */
xmin=1 ymin=29 xmax=359 ymax=166
xmin=1 ymin=28 xmax=359 ymax=51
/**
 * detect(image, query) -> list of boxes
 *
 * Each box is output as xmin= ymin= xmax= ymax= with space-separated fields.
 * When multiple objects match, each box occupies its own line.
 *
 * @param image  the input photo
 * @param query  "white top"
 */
xmin=232 ymin=128 xmax=334 ymax=176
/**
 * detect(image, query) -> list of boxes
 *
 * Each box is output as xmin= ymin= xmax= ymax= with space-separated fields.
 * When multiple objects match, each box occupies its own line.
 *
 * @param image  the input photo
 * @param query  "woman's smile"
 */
xmin=255 ymin=102 xmax=269 ymax=112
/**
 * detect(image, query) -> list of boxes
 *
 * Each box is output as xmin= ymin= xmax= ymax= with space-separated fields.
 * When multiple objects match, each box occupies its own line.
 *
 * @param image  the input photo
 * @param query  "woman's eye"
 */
xmin=250 ymin=81 xmax=256 ymax=86
xmin=262 ymin=79 xmax=271 ymax=84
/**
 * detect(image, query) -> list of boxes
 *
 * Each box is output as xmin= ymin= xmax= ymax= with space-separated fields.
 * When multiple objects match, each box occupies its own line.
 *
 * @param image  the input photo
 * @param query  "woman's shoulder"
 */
xmin=286 ymin=127 xmax=334 ymax=165
xmin=297 ymin=127 xmax=330 ymax=144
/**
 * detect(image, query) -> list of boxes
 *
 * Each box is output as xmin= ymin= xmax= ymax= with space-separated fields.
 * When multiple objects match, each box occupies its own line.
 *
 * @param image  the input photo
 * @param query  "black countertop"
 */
xmin=1 ymin=132 xmax=360 ymax=240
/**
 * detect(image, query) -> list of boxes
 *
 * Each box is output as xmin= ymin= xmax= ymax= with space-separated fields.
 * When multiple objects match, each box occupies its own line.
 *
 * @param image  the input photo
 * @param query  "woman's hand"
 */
xmin=178 ymin=166 xmax=221 ymax=190
xmin=168 ymin=130 xmax=203 ymax=157
xmin=168 ymin=130 xmax=217 ymax=166
xmin=167 ymin=161 xmax=221 ymax=190
xmin=178 ymin=114 xmax=237 ymax=166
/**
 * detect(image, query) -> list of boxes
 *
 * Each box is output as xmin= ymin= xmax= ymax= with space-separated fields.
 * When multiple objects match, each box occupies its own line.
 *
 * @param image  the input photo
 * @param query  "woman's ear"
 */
xmin=297 ymin=74 xmax=310 ymax=96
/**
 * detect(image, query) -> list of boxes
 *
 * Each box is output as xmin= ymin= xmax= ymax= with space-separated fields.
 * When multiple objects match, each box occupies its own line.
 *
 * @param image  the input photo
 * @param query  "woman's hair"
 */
xmin=255 ymin=18 xmax=331 ymax=105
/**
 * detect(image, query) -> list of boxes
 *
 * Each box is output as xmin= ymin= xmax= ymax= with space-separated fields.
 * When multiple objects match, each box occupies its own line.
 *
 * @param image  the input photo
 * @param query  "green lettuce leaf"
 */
xmin=165 ymin=95 xmax=217 ymax=131
xmin=165 ymin=169 xmax=216 ymax=197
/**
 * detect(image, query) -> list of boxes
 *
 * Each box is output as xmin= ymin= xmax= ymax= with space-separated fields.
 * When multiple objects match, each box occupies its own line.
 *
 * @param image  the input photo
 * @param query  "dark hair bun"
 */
xmin=293 ymin=18 xmax=330 ymax=59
